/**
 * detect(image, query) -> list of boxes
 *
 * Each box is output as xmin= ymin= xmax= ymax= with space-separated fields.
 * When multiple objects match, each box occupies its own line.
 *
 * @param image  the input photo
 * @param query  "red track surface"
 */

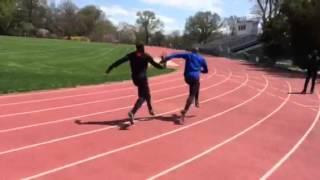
xmin=0 ymin=47 xmax=319 ymax=180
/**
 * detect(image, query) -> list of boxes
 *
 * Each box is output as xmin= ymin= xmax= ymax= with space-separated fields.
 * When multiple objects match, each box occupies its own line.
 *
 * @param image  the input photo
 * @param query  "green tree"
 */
xmin=15 ymin=0 xmax=45 ymax=23
xmin=0 ymin=0 xmax=16 ymax=34
xmin=150 ymin=31 xmax=165 ymax=46
xmin=261 ymin=14 xmax=290 ymax=59
xmin=165 ymin=30 xmax=184 ymax=49
xmin=184 ymin=11 xmax=221 ymax=44
xmin=77 ymin=5 xmax=103 ymax=36
xmin=136 ymin=10 xmax=163 ymax=45
xmin=89 ymin=19 xmax=116 ymax=42
xmin=281 ymin=0 xmax=320 ymax=67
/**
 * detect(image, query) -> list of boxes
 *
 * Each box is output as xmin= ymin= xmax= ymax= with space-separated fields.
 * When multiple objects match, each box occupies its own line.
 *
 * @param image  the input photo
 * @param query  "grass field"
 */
xmin=0 ymin=36 xmax=173 ymax=94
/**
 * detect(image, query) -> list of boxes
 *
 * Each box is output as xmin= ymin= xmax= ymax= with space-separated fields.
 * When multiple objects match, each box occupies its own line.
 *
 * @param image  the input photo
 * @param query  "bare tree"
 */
xmin=136 ymin=10 xmax=163 ymax=45
xmin=251 ymin=0 xmax=282 ymax=26
xmin=225 ymin=16 xmax=239 ymax=36
xmin=117 ymin=22 xmax=136 ymax=44
xmin=57 ymin=0 xmax=79 ymax=39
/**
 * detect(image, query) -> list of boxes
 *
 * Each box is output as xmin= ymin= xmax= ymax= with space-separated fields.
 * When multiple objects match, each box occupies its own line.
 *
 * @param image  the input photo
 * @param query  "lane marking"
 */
xmin=148 ymin=80 xmax=291 ymax=180
xmin=0 ymin=70 xmax=230 ymax=133
xmin=21 ymin=74 xmax=261 ymax=180
xmin=0 ymin=72 xmax=239 ymax=156
xmin=0 ymin=76 xmax=184 ymax=107
xmin=260 ymin=90 xmax=320 ymax=180
xmin=0 ymin=70 xmax=218 ymax=118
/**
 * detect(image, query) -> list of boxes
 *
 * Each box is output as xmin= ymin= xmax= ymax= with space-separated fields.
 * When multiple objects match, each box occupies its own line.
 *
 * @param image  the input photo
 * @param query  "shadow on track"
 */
xmin=137 ymin=114 xmax=195 ymax=125
xmin=288 ymin=90 xmax=316 ymax=95
xmin=74 ymin=118 xmax=134 ymax=130
xmin=74 ymin=114 xmax=196 ymax=130
xmin=241 ymin=62 xmax=308 ymax=80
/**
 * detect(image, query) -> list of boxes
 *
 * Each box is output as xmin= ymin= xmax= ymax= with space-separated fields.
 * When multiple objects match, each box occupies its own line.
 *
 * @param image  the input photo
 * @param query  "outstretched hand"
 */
xmin=160 ymin=56 xmax=166 ymax=64
xmin=160 ymin=52 xmax=167 ymax=64
xmin=105 ymin=68 xmax=111 ymax=74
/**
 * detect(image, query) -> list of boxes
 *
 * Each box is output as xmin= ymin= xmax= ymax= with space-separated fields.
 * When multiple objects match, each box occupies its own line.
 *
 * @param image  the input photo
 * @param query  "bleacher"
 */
xmin=199 ymin=34 xmax=260 ymax=55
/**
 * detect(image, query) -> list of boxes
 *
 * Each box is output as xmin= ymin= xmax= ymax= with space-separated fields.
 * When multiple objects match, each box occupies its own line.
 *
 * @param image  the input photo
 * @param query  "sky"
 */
xmin=53 ymin=0 xmax=253 ymax=33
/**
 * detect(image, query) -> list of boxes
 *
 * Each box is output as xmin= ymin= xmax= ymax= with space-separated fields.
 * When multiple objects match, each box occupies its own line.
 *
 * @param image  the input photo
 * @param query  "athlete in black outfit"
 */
xmin=106 ymin=44 xmax=164 ymax=125
xmin=302 ymin=49 xmax=320 ymax=94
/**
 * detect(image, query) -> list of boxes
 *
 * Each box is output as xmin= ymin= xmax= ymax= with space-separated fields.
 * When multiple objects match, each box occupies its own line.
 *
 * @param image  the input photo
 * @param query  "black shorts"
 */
xmin=184 ymin=76 xmax=200 ymax=97
xmin=132 ymin=77 xmax=150 ymax=98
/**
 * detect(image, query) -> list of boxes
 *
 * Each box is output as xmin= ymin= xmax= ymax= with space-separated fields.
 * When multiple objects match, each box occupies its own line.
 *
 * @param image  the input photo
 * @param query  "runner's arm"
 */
xmin=201 ymin=58 xmax=209 ymax=74
xmin=106 ymin=56 xmax=129 ymax=74
xmin=161 ymin=53 xmax=189 ymax=63
xmin=148 ymin=56 xmax=165 ymax=69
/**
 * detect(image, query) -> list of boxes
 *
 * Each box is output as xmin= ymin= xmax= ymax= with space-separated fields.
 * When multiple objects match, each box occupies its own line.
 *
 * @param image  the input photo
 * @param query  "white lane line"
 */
xmin=0 ymin=73 xmax=244 ymax=156
xmin=0 ymin=83 xmax=184 ymax=118
xmin=260 ymin=91 xmax=320 ymax=180
xmin=0 ymin=76 xmax=184 ymax=107
xmin=0 ymin=71 xmax=230 ymax=133
xmin=0 ymin=72 xmax=218 ymax=118
xmin=291 ymin=101 xmax=318 ymax=108
xmin=21 ymin=74 xmax=253 ymax=180
xmin=148 ymin=80 xmax=290 ymax=180
xmin=249 ymin=87 xmax=316 ymax=111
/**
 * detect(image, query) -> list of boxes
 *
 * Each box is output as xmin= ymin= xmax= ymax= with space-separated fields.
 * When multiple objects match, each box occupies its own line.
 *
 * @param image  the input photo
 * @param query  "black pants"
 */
xmin=184 ymin=76 xmax=200 ymax=113
xmin=303 ymin=68 xmax=317 ymax=93
xmin=130 ymin=77 xmax=153 ymax=114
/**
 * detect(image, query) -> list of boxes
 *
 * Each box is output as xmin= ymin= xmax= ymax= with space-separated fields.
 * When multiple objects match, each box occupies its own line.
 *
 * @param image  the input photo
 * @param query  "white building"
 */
xmin=235 ymin=19 xmax=260 ymax=36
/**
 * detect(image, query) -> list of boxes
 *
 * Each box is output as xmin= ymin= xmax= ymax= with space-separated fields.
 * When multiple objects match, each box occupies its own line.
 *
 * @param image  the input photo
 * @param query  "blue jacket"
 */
xmin=164 ymin=52 xmax=208 ymax=79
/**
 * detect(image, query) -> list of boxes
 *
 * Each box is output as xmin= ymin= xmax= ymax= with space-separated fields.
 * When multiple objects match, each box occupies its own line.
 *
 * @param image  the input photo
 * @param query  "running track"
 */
xmin=0 ymin=47 xmax=319 ymax=180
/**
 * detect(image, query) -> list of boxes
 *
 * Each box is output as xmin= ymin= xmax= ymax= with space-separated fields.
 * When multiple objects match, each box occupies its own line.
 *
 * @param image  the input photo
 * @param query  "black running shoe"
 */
xmin=149 ymin=109 xmax=155 ymax=116
xmin=195 ymin=101 xmax=200 ymax=108
xmin=180 ymin=110 xmax=186 ymax=125
xmin=128 ymin=112 xmax=135 ymax=125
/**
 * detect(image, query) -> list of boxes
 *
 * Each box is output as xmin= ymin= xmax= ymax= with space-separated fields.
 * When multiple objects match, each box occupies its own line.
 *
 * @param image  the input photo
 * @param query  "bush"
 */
xmin=64 ymin=36 xmax=90 ymax=42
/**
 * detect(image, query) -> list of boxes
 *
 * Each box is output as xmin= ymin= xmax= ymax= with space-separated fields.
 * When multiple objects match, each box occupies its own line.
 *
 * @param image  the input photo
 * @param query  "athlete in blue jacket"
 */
xmin=161 ymin=48 xmax=208 ymax=124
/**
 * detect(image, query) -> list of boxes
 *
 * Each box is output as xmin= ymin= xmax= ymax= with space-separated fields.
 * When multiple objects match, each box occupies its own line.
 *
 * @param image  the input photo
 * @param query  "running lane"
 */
xmin=0 ymin=50 xmax=318 ymax=180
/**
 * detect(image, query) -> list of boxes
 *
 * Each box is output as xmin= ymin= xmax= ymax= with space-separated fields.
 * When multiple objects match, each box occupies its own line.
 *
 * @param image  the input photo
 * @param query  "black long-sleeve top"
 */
xmin=108 ymin=51 xmax=163 ymax=79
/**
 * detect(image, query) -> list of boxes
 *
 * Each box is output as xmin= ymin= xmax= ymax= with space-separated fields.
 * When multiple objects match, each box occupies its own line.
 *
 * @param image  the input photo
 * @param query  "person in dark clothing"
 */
xmin=302 ymin=49 xmax=320 ymax=94
xmin=161 ymin=47 xmax=208 ymax=124
xmin=106 ymin=44 xmax=164 ymax=125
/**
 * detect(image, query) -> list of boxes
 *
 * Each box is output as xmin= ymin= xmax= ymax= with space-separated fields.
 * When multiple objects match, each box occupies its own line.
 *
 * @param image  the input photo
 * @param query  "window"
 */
xmin=238 ymin=25 xmax=246 ymax=31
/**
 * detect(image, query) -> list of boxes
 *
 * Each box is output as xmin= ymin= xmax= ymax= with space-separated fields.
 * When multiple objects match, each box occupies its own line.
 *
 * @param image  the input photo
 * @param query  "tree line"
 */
xmin=0 ymin=0 xmax=223 ymax=49
xmin=253 ymin=0 xmax=320 ymax=67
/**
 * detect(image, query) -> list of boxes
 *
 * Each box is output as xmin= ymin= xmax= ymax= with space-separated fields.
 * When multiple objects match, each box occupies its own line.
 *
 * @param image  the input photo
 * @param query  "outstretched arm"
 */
xmin=106 ymin=55 xmax=129 ymax=74
xmin=148 ymin=56 xmax=164 ymax=69
xmin=201 ymin=58 xmax=209 ymax=74
xmin=161 ymin=53 xmax=189 ymax=63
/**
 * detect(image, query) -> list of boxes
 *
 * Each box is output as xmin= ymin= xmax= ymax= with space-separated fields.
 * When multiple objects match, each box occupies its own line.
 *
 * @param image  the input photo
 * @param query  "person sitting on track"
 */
xmin=106 ymin=43 xmax=165 ymax=125
xmin=302 ymin=49 xmax=320 ymax=94
xmin=160 ymin=47 xmax=208 ymax=124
